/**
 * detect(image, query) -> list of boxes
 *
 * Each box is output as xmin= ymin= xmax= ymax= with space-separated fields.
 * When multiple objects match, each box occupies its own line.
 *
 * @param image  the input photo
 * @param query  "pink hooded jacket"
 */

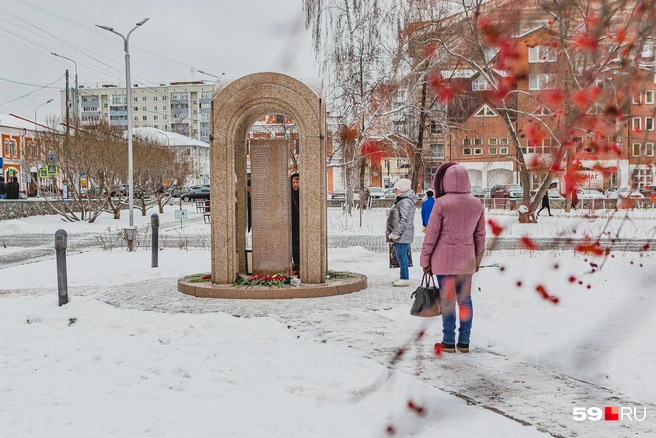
xmin=420 ymin=165 xmax=486 ymax=275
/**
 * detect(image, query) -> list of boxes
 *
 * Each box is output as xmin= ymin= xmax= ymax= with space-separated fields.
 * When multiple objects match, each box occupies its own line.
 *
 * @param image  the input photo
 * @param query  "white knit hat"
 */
xmin=394 ymin=178 xmax=412 ymax=193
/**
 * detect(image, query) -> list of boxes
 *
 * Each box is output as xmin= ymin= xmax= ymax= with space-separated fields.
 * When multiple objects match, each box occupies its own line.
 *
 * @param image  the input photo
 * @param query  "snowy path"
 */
xmin=6 ymin=273 xmax=653 ymax=438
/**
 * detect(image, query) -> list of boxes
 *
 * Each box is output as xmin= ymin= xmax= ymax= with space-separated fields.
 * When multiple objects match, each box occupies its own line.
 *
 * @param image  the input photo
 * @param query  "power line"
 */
xmin=0 ymin=77 xmax=62 ymax=88
xmin=0 ymin=73 xmax=64 ymax=106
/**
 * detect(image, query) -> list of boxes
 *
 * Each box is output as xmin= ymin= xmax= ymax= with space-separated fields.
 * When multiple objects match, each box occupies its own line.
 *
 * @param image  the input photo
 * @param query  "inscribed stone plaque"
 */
xmin=250 ymin=139 xmax=292 ymax=275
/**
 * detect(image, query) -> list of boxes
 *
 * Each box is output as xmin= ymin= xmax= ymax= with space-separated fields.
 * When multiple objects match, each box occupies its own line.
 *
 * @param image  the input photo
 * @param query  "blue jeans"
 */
xmin=394 ymin=243 xmax=409 ymax=280
xmin=435 ymin=274 xmax=473 ymax=345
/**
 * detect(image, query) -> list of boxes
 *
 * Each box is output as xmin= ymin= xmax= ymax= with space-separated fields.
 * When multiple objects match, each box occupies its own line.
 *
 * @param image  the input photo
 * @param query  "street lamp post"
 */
xmin=198 ymin=70 xmax=225 ymax=81
xmin=34 ymin=99 xmax=53 ymax=131
xmin=51 ymin=53 xmax=78 ymax=121
xmin=34 ymin=99 xmax=53 ymax=199
xmin=96 ymin=18 xmax=149 ymax=229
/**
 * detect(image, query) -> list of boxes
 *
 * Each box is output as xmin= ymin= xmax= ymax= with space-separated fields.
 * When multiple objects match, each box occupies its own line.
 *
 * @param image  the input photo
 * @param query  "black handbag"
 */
xmin=410 ymin=273 xmax=441 ymax=317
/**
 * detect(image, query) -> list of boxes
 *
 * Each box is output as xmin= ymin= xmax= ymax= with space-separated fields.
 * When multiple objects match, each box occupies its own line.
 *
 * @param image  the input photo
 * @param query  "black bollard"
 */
xmin=55 ymin=229 xmax=69 ymax=306
xmin=151 ymin=213 xmax=159 ymax=268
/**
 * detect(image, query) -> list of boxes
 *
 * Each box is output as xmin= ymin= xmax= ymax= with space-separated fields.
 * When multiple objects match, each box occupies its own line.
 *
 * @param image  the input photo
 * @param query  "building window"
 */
xmin=500 ymin=137 xmax=508 ymax=145
xmin=153 ymin=116 xmax=158 ymax=121
xmin=472 ymin=76 xmax=493 ymax=91
xmin=529 ymin=74 xmax=556 ymax=90
xmin=429 ymin=120 xmax=442 ymax=135
xmin=474 ymin=138 xmax=483 ymax=146
xmin=200 ymin=91 xmax=212 ymax=99
xmin=489 ymin=138 xmax=498 ymax=145
xmin=632 ymin=142 xmax=641 ymax=156
xmin=142 ymin=106 xmax=147 ymax=111
xmin=488 ymin=147 xmax=497 ymax=155
xmin=646 ymin=90 xmax=655 ymax=104
xmin=499 ymin=147 xmax=508 ymax=155
xmin=103 ymin=103 xmax=108 ymax=108
xmin=153 ymin=96 xmax=158 ymax=102
xmin=473 ymin=148 xmax=483 ymax=155
xmin=633 ymin=117 xmax=642 ymax=131
xmin=133 ymin=97 xmax=138 ymax=102
xmin=528 ymin=45 xmax=557 ymax=63
xmin=162 ymin=96 xmax=167 ymax=101
xmin=633 ymin=168 xmax=653 ymax=187
xmin=646 ymin=143 xmax=655 ymax=157
xmin=463 ymin=148 xmax=472 ymax=155
xmin=200 ymin=103 xmax=210 ymax=109
xmin=133 ymin=107 xmax=138 ymax=112
xmin=646 ymin=117 xmax=654 ymax=131
xmin=142 ymin=97 xmax=147 ymax=102
xmin=154 ymin=106 xmax=158 ymax=111
xmin=171 ymin=92 xmax=188 ymax=100
xmin=111 ymin=95 xmax=126 ymax=105
xmin=474 ymin=105 xmax=496 ymax=117
xmin=134 ymin=116 xmax=138 ymax=121
xmin=154 ymin=125 xmax=158 ymax=129
xmin=632 ymin=93 xmax=643 ymax=104
xmin=163 ymin=115 xmax=168 ymax=120
xmin=143 ymin=116 xmax=147 ymax=121
xmin=463 ymin=138 xmax=471 ymax=146
xmin=430 ymin=143 xmax=445 ymax=158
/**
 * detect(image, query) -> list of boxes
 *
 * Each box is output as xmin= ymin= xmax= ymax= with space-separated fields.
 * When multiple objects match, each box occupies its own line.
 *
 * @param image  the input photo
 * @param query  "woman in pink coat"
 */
xmin=420 ymin=163 xmax=486 ymax=353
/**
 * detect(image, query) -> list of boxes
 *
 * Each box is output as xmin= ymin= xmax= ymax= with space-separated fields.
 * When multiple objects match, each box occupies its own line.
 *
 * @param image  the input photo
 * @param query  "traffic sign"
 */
xmin=0 ymin=157 xmax=3 ymax=169
xmin=39 ymin=168 xmax=47 ymax=178
xmin=48 ymin=153 xmax=55 ymax=162
xmin=47 ymin=164 xmax=59 ymax=176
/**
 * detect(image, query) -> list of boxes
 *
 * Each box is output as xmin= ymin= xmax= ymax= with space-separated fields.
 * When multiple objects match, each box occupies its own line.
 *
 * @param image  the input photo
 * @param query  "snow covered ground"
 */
xmin=0 ymin=205 xmax=655 ymax=437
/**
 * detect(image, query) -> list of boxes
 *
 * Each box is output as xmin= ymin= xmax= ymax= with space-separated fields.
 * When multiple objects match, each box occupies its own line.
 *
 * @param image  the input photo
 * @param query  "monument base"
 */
xmin=178 ymin=273 xmax=367 ymax=299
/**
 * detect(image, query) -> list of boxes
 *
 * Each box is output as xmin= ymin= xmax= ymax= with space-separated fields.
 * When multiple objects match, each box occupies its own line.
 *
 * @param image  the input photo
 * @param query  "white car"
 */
xmin=610 ymin=186 xmax=644 ymax=199
xmin=367 ymin=187 xmax=385 ymax=199
xmin=577 ymin=189 xmax=607 ymax=199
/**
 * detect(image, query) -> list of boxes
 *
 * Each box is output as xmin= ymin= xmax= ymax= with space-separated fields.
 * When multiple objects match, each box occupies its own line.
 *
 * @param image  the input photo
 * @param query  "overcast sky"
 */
xmin=0 ymin=0 xmax=320 ymax=122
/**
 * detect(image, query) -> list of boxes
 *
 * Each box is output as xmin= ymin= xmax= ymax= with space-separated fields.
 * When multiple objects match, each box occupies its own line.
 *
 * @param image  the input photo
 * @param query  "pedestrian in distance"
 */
xmin=571 ymin=189 xmax=579 ymax=210
xmin=537 ymin=191 xmax=553 ymax=217
xmin=420 ymin=163 xmax=486 ymax=354
xmin=386 ymin=178 xmax=417 ymax=287
xmin=6 ymin=177 xmax=20 ymax=200
xmin=290 ymin=173 xmax=300 ymax=274
xmin=0 ymin=176 xmax=7 ymax=200
xmin=421 ymin=189 xmax=435 ymax=232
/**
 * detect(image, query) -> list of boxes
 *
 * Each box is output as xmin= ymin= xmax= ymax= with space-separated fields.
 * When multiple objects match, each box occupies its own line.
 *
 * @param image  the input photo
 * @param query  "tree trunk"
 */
xmin=410 ymin=81 xmax=428 ymax=192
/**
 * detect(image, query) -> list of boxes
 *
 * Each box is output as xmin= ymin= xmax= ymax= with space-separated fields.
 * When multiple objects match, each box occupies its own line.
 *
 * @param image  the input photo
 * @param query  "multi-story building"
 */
xmin=0 ymin=113 xmax=39 ymax=196
xmin=60 ymin=81 xmax=213 ymax=143
xmin=398 ymin=3 xmax=655 ymax=194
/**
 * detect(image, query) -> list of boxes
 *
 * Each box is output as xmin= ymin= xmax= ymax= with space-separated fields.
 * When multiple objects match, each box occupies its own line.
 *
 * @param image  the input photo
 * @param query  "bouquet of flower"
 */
xmin=234 ymin=273 xmax=292 ymax=288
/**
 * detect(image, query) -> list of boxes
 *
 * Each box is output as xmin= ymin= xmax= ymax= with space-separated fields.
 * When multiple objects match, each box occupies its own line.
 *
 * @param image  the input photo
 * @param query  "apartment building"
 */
xmin=60 ymin=81 xmax=213 ymax=143
xmin=397 ymin=2 xmax=655 ymax=193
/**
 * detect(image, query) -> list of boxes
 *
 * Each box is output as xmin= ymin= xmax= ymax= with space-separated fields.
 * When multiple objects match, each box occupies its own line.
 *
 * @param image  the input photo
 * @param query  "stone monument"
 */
xmin=209 ymin=73 xmax=328 ymax=284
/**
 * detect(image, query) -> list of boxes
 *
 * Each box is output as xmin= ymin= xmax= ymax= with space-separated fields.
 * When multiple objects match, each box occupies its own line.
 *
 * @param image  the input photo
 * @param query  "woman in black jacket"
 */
xmin=6 ymin=177 xmax=20 ymax=199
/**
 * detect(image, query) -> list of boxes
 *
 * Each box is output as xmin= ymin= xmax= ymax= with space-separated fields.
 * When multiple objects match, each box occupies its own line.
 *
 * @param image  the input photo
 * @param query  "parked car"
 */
xmin=180 ymin=187 xmax=210 ymax=202
xmin=470 ymin=185 xmax=485 ymax=199
xmin=331 ymin=190 xmax=346 ymax=200
xmin=367 ymin=187 xmax=385 ymax=199
xmin=530 ymin=188 xmax=564 ymax=200
xmin=576 ymin=188 xmax=606 ymax=199
xmin=490 ymin=184 xmax=524 ymax=198
xmin=330 ymin=190 xmax=360 ymax=201
xmin=638 ymin=186 xmax=653 ymax=198
xmin=606 ymin=186 xmax=643 ymax=199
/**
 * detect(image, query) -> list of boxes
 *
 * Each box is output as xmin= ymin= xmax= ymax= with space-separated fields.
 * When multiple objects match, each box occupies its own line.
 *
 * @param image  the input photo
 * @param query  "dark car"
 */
xmin=181 ymin=187 xmax=210 ymax=202
xmin=490 ymin=184 xmax=524 ymax=199
xmin=471 ymin=185 xmax=485 ymax=199
xmin=331 ymin=190 xmax=346 ymax=200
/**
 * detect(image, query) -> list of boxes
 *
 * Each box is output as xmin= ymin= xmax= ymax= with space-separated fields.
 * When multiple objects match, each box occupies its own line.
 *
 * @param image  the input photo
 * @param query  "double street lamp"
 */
xmin=96 ymin=18 xmax=149 ymax=228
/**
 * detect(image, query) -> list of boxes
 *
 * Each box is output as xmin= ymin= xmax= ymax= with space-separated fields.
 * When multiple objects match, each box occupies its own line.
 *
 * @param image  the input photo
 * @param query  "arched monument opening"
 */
xmin=209 ymin=73 xmax=327 ymax=285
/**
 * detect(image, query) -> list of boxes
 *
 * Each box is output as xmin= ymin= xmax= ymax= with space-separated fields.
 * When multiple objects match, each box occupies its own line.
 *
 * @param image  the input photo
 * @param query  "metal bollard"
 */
xmin=151 ymin=213 xmax=159 ymax=268
xmin=55 ymin=229 xmax=69 ymax=306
